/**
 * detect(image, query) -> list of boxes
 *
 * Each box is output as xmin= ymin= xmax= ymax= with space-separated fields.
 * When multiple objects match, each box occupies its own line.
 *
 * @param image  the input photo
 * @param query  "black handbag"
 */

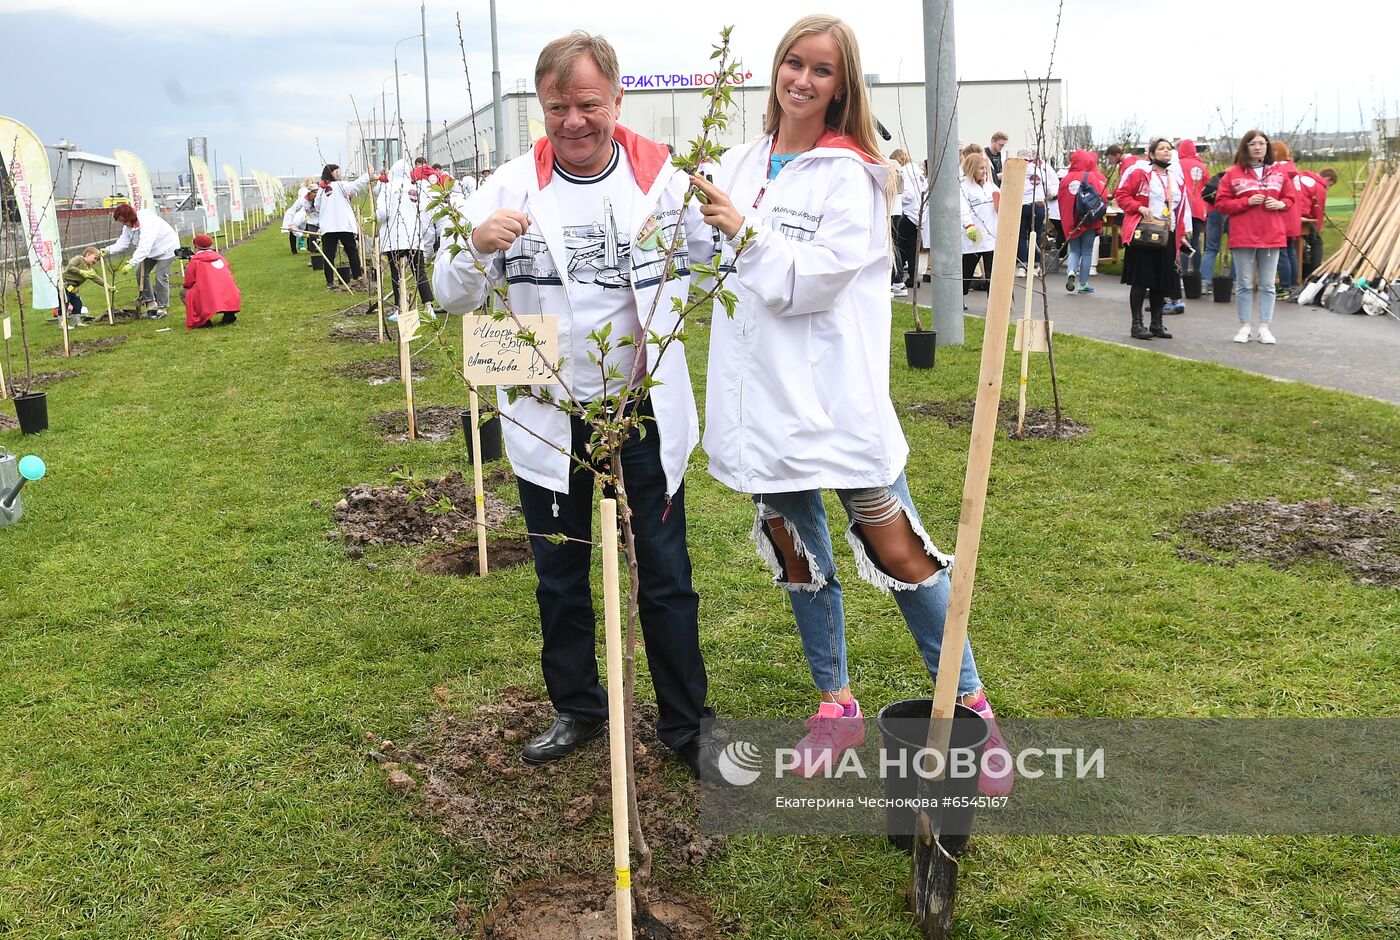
xmin=1131 ymin=218 xmax=1171 ymax=248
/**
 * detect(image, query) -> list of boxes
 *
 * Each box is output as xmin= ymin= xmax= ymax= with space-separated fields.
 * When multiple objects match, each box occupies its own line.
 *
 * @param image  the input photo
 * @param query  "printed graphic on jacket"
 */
xmin=504 ymin=199 xmax=688 ymax=291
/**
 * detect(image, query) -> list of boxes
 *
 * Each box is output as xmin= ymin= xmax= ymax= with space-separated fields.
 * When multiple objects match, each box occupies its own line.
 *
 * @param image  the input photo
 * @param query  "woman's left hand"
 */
xmin=1263 ymin=197 xmax=1286 ymax=211
xmin=689 ymin=175 xmax=744 ymax=238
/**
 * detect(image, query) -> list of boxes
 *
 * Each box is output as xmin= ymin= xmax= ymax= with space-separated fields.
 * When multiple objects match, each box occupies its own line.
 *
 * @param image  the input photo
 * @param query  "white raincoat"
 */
xmin=375 ymin=160 xmax=432 ymax=252
xmin=704 ymin=132 xmax=909 ymax=493
xmin=104 ymin=209 xmax=179 ymax=265
xmin=314 ymin=172 xmax=370 ymax=234
xmin=432 ymin=126 xmax=712 ymax=497
xmin=282 ymin=186 xmax=312 ymax=231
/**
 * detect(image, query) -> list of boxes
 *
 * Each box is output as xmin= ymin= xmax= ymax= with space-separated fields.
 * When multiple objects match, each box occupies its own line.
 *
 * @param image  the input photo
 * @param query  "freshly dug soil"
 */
xmin=418 ymin=537 xmax=533 ymax=576
xmin=333 ymin=470 xmax=517 ymax=547
xmin=905 ymin=398 xmax=1090 ymax=440
xmin=93 ymin=307 xmax=146 ymax=323
xmin=393 ymin=688 xmax=724 ymax=892
xmin=335 ymin=356 xmax=434 ymax=386
xmin=329 ymin=324 xmax=385 ymax=344
xmin=28 ymin=370 xmax=79 ymax=390
xmin=337 ymin=299 xmax=394 ymax=318
xmin=0 ymin=414 xmax=17 ymax=431
xmin=52 ymin=335 xmax=127 ymax=358
xmin=477 ymin=875 xmax=715 ymax=940
xmin=1173 ymin=498 xmax=1400 ymax=588
xmin=370 ymin=405 xmax=464 ymax=443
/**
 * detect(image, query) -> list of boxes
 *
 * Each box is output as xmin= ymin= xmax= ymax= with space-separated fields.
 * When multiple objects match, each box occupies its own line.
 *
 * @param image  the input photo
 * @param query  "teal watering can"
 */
xmin=0 ymin=449 xmax=45 ymax=528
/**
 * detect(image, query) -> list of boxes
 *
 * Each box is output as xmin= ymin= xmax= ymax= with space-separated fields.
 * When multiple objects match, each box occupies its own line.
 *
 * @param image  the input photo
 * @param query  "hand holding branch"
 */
xmin=470 ymin=209 xmax=531 ymax=253
xmin=689 ymin=176 xmax=743 ymax=238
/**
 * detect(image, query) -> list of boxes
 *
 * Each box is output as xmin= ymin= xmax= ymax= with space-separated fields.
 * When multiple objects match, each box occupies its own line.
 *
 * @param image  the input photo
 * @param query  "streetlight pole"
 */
xmin=922 ymin=0 xmax=962 ymax=344
xmin=395 ymin=34 xmax=423 ymax=157
xmin=421 ymin=3 xmax=433 ymax=162
xmin=490 ymin=0 xmax=504 ymax=169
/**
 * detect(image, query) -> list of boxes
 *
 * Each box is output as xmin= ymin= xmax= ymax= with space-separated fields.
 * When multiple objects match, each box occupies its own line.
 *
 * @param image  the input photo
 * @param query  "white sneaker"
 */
xmin=891 ymin=285 xmax=908 ymax=298
xmin=1233 ymin=326 xmax=1252 ymax=343
xmin=1258 ymin=325 xmax=1276 ymax=344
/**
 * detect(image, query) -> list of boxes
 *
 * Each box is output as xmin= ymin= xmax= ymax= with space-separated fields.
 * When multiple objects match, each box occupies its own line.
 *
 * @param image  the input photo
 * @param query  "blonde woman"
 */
xmin=690 ymin=15 xmax=1010 ymax=795
xmin=959 ymin=150 xmax=999 ymax=299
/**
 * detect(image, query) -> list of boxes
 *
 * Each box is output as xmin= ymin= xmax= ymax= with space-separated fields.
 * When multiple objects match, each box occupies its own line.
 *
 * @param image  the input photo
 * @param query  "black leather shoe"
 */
xmin=674 ymin=731 xmax=733 ymax=787
xmin=520 ymin=713 xmax=607 ymax=765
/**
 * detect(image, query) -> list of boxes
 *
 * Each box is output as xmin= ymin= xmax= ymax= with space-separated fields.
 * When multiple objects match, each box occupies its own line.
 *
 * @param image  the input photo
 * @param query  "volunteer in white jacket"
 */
xmin=432 ymin=30 xmax=723 ymax=783
xmin=311 ymin=163 xmax=371 ymax=289
xmin=690 ymin=14 xmax=1010 ymax=795
xmin=281 ymin=177 xmax=316 ymax=255
xmin=105 ymin=204 xmax=179 ymax=319
xmin=959 ymin=150 xmax=999 ymax=298
xmin=1018 ymin=147 xmax=1058 ymax=268
xmin=375 ymin=159 xmax=435 ymax=316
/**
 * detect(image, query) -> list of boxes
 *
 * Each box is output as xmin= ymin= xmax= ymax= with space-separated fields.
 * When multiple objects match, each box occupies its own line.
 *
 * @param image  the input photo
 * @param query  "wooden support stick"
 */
xmin=99 ymin=255 xmax=114 ymax=325
xmin=600 ymin=497 xmax=634 ymax=940
xmin=375 ymin=250 xmax=386 ymax=344
xmin=470 ymin=387 xmax=488 ymax=576
xmin=0 ymin=345 xmax=8 ymax=400
xmin=1016 ymin=236 xmax=1036 ymax=437
xmin=59 ymin=304 xmax=71 ymax=358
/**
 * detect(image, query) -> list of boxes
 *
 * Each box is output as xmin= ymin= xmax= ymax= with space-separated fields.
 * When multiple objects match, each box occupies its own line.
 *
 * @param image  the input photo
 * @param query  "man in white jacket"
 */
xmin=105 ymin=203 xmax=180 ymax=319
xmin=432 ymin=30 xmax=724 ymax=783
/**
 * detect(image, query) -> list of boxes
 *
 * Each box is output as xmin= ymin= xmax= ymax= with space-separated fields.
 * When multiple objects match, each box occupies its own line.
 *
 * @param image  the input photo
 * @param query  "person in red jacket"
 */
xmin=1115 ymin=137 xmax=1192 ymax=340
xmin=181 ymin=233 xmax=241 ymax=329
xmin=1214 ymin=130 xmax=1294 ymax=344
xmin=1177 ymin=139 xmax=1209 ymax=290
xmin=1057 ymin=148 xmax=1107 ymax=293
xmin=1270 ymin=141 xmax=1305 ymax=296
xmin=1300 ymin=167 xmax=1336 ymax=278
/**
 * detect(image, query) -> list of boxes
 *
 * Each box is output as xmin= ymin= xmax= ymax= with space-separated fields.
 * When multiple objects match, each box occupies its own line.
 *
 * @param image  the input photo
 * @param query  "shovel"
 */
xmin=909 ymin=157 xmax=1027 ymax=939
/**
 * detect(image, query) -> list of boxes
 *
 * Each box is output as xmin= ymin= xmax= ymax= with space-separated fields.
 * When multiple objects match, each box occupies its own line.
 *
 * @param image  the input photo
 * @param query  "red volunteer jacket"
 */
xmin=182 ymin=250 xmax=241 ymax=328
xmin=1056 ymin=149 xmax=1108 ymax=238
xmin=1114 ymin=162 xmax=1192 ymax=248
xmin=1273 ymin=160 xmax=1306 ymax=237
xmin=1300 ymin=171 xmax=1329 ymax=225
xmin=1213 ymin=163 xmax=1295 ymax=249
xmin=1177 ymin=140 xmax=1209 ymax=221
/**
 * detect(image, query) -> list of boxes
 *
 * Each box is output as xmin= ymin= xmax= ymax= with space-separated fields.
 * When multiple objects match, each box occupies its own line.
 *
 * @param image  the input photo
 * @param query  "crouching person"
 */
xmin=181 ymin=234 xmax=240 ymax=329
xmin=432 ymin=30 xmax=726 ymax=783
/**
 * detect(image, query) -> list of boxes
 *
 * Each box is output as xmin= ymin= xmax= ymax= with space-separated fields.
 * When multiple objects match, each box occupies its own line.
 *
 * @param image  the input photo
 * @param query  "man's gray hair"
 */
xmin=535 ymin=31 xmax=621 ymax=96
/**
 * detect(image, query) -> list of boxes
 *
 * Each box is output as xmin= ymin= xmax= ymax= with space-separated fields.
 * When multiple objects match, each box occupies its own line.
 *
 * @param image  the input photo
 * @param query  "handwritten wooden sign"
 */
xmin=462 ymin=314 xmax=560 ymax=385
xmin=1014 ymin=319 xmax=1053 ymax=353
xmin=396 ymin=308 xmax=422 ymax=345
xmin=2 ymin=318 xmax=10 ymax=341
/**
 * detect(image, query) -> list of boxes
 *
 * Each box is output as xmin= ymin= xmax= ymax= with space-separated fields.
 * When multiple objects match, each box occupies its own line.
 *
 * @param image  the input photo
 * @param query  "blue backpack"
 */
xmin=1073 ymin=173 xmax=1107 ymax=228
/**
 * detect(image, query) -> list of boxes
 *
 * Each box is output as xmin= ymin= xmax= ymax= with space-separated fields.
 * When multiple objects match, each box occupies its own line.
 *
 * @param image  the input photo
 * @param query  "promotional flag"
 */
xmin=0 ymin=117 xmax=63 ymax=309
xmin=113 ymin=148 xmax=155 ymax=211
xmin=189 ymin=154 xmax=220 ymax=233
xmin=223 ymin=163 xmax=244 ymax=222
xmin=255 ymin=171 xmax=274 ymax=213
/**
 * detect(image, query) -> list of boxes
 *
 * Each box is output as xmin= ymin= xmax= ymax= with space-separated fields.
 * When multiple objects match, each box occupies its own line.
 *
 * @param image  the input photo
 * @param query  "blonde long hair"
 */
xmin=763 ymin=15 xmax=882 ymax=163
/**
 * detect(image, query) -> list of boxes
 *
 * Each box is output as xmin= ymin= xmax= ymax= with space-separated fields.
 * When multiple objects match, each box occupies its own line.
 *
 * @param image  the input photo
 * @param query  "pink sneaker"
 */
xmin=792 ymin=700 xmax=866 ymax=778
xmin=964 ymin=690 xmax=1013 ymax=796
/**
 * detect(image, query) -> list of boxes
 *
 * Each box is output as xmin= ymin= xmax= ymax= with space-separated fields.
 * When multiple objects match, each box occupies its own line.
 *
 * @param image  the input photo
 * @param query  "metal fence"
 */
xmin=1 ymin=205 xmax=228 ymax=274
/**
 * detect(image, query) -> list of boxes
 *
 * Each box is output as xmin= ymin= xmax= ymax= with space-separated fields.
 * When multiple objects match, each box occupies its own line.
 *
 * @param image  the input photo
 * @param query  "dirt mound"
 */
xmin=337 ymin=299 xmax=395 ymax=318
xmin=393 ymin=688 xmax=724 ymax=893
xmin=0 ymin=414 xmax=16 ymax=431
xmin=418 ymin=537 xmax=532 ymax=576
xmin=329 ymin=324 xmax=385 ymax=344
xmin=905 ymin=398 xmax=1090 ymax=440
xmin=333 ymin=470 xmax=517 ymax=547
xmin=370 ymin=406 xmax=463 ymax=443
xmin=477 ymin=875 xmax=715 ymax=940
xmin=52 ymin=335 xmax=127 ymax=358
xmin=93 ymin=307 xmax=146 ymax=323
xmin=1172 ymin=498 xmax=1399 ymax=588
xmin=335 ymin=357 xmax=433 ymax=386
xmin=29 ymin=370 xmax=79 ymax=390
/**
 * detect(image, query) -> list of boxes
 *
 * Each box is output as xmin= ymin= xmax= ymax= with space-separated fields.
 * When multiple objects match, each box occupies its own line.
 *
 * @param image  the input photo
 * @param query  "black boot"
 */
xmin=1131 ymin=309 xmax=1153 ymax=340
xmin=1150 ymin=307 xmax=1172 ymax=339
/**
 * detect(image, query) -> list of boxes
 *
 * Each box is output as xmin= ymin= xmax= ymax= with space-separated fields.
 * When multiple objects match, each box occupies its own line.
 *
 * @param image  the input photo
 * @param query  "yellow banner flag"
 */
xmin=0 ymin=116 xmax=63 ymax=308
xmin=113 ymin=149 xmax=154 ymax=212
xmin=223 ymin=163 xmax=244 ymax=222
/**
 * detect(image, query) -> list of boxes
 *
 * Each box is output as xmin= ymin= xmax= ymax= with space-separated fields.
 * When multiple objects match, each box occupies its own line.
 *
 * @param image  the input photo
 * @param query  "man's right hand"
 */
xmin=470 ymin=209 xmax=530 ymax=253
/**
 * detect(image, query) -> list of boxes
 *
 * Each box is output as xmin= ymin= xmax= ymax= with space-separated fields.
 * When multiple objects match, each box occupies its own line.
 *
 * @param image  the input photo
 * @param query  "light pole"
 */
xmin=380 ymin=74 xmax=407 ymax=166
xmin=421 ymin=3 xmax=432 ymax=162
xmin=394 ymin=35 xmax=420 ymax=158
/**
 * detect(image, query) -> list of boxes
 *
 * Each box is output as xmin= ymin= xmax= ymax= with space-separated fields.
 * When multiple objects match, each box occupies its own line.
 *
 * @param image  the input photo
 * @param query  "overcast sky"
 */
xmin=3 ymin=0 xmax=1397 ymax=177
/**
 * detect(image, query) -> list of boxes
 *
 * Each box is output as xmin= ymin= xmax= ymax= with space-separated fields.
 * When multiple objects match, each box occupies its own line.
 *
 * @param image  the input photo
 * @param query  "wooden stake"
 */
xmin=375 ymin=250 xmax=386 ymax=344
xmin=600 ymin=497 xmax=634 ymax=940
xmin=99 ymin=255 xmax=114 ymax=325
xmin=0 ymin=345 xmax=7 ymax=400
xmin=397 ymin=307 xmax=420 ymax=441
xmin=1016 ymin=237 xmax=1036 ymax=437
xmin=59 ymin=305 xmax=70 ymax=358
xmin=463 ymin=314 xmax=490 ymax=575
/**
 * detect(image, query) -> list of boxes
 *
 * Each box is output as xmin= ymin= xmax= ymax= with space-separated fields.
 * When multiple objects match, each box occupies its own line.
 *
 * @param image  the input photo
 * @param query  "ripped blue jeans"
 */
xmin=752 ymin=473 xmax=982 ymax=697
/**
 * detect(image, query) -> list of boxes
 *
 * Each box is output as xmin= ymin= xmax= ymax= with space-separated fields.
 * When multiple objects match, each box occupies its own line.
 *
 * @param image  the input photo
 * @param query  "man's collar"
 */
xmin=533 ymin=124 xmax=669 ymax=193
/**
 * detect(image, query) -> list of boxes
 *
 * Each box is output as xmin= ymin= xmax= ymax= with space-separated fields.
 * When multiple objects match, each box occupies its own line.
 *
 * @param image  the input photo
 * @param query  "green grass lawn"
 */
xmin=1 ymin=223 xmax=1397 ymax=938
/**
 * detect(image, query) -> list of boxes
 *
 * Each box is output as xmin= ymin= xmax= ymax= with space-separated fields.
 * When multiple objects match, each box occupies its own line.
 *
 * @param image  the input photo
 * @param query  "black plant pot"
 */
xmin=14 ymin=392 xmax=48 ymax=435
xmin=460 ymin=411 xmax=504 ymax=463
xmin=876 ymin=699 xmax=990 ymax=854
xmin=1182 ymin=272 xmax=1203 ymax=299
xmin=310 ymin=254 xmax=324 ymax=271
xmin=1212 ymin=275 xmax=1233 ymax=303
xmin=336 ymin=264 xmax=353 ymax=284
xmin=904 ymin=329 xmax=936 ymax=370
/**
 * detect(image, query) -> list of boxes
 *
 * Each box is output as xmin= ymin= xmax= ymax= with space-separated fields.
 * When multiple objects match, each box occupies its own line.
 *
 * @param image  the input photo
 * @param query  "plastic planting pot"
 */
xmin=13 ymin=392 xmax=48 ymax=435
xmin=1212 ymin=275 xmax=1234 ymax=303
xmin=460 ymin=411 xmax=504 ymax=463
xmin=904 ymin=329 xmax=936 ymax=370
xmin=336 ymin=265 xmax=353 ymax=284
xmin=876 ymin=698 xmax=990 ymax=855
xmin=1182 ymin=272 xmax=1203 ymax=299
xmin=310 ymin=254 xmax=324 ymax=271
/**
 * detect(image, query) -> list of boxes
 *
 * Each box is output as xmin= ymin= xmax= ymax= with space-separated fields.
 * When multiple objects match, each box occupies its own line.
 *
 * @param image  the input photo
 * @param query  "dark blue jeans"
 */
xmin=1018 ymin=203 xmax=1046 ymax=265
xmin=1277 ymin=237 xmax=1298 ymax=290
xmin=1202 ymin=211 xmax=1233 ymax=281
xmin=516 ymin=401 xmax=713 ymax=750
